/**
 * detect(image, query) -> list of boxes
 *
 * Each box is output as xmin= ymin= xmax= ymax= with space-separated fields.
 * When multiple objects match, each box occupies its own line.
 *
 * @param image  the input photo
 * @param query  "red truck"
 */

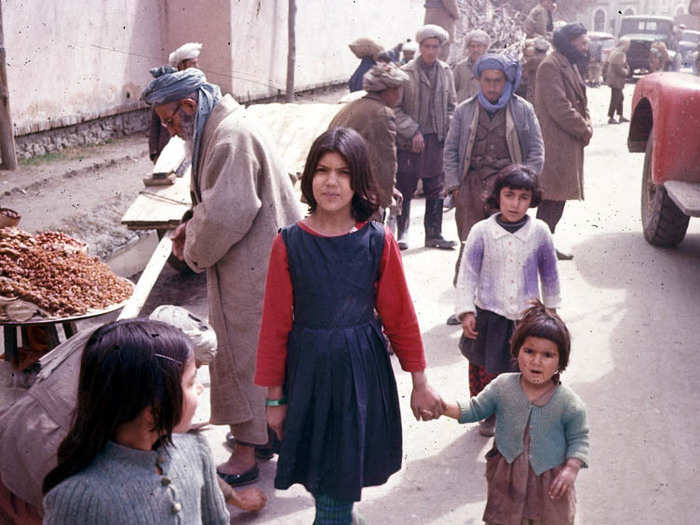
xmin=628 ymin=70 xmax=700 ymax=246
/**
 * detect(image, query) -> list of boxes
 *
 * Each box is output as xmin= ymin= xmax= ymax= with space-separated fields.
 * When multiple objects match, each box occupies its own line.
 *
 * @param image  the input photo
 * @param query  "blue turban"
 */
xmin=141 ymin=68 xmax=222 ymax=177
xmin=473 ymin=54 xmax=522 ymax=112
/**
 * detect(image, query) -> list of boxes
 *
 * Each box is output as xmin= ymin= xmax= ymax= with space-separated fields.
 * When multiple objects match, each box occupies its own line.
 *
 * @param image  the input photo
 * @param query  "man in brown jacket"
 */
xmin=142 ymin=68 xmax=301 ymax=486
xmin=524 ymin=0 xmax=556 ymax=39
xmin=606 ymin=38 xmax=630 ymax=124
xmin=535 ymin=23 xmax=593 ymax=260
xmin=424 ymin=0 xmax=460 ymax=61
xmin=395 ymin=24 xmax=457 ymax=250
xmin=328 ymin=62 xmax=409 ymax=228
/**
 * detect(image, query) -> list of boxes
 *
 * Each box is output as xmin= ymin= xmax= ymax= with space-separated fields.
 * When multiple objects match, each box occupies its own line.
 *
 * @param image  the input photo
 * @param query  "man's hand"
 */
xmin=266 ymin=405 xmax=287 ymax=441
xmin=392 ymin=187 xmax=404 ymax=209
xmin=411 ymin=131 xmax=425 ymax=153
xmin=171 ymin=221 xmax=188 ymax=260
xmin=410 ymin=371 xmax=445 ymax=421
xmin=462 ymin=312 xmax=478 ymax=339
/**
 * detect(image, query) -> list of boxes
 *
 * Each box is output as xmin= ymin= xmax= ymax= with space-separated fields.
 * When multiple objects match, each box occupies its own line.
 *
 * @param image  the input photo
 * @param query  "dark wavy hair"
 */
xmin=42 ymin=319 xmax=193 ymax=494
xmin=510 ymin=300 xmax=571 ymax=381
xmin=486 ymin=164 xmax=542 ymax=210
xmin=300 ymin=127 xmax=379 ymax=222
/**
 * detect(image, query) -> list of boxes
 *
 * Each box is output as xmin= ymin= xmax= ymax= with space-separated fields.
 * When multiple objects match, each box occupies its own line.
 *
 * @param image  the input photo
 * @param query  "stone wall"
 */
xmin=14 ymin=109 xmax=150 ymax=160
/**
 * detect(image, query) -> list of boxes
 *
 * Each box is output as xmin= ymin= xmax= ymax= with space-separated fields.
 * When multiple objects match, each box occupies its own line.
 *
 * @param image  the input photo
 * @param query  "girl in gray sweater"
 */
xmin=42 ymin=319 xmax=229 ymax=525
xmin=444 ymin=301 xmax=589 ymax=525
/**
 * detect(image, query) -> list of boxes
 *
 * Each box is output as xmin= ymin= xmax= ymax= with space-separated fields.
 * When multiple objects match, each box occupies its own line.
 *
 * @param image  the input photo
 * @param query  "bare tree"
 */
xmin=286 ymin=0 xmax=296 ymax=103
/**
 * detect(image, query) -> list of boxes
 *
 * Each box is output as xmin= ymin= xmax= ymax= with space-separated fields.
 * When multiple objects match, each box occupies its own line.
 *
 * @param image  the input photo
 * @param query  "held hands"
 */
xmin=411 ymin=131 xmax=425 ymax=153
xmin=462 ymin=312 xmax=478 ymax=339
xmin=549 ymin=458 xmax=583 ymax=499
xmin=171 ymin=221 xmax=188 ymax=261
xmin=410 ymin=371 xmax=445 ymax=421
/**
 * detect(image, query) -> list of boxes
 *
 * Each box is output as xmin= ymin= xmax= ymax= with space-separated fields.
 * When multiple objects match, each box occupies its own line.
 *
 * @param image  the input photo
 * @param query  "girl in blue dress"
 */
xmin=255 ymin=127 xmax=443 ymax=524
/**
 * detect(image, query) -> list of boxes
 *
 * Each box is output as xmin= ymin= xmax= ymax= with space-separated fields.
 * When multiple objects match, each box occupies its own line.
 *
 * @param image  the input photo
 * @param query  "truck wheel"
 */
xmin=641 ymin=128 xmax=689 ymax=246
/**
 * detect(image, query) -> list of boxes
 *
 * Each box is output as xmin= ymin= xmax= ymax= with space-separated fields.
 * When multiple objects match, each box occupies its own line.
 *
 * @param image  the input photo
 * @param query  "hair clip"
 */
xmin=154 ymin=353 xmax=182 ymax=364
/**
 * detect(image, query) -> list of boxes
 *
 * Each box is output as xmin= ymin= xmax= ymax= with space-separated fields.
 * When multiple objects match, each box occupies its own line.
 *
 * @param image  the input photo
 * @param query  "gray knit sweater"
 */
xmin=43 ymin=433 xmax=229 ymax=524
xmin=457 ymin=373 xmax=590 ymax=475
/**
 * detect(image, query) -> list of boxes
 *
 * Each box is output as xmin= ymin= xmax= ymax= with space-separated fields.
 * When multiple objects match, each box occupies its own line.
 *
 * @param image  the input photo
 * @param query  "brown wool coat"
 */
xmin=394 ymin=57 xmax=456 ymax=150
xmin=535 ymin=51 xmax=592 ymax=201
xmin=328 ymin=93 xmax=397 ymax=207
xmin=453 ymin=57 xmax=480 ymax=103
xmin=184 ymin=94 xmax=302 ymax=442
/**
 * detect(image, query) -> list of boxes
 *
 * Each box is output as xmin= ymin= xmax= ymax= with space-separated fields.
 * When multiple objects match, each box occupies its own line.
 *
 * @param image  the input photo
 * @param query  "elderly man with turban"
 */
xmin=443 ymin=53 xmax=544 ymax=324
xmin=141 ymin=69 xmax=301 ymax=487
xmin=535 ymin=23 xmax=592 ymax=260
xmin=394 ymin=24 xmax=457 ymax=250
xmin=328 ymin=62 xmax=409 ymax=229
xmin=453 ymin=29 xmax=491 ymax=103
xmin=148 ymin=43 xmax=204 ymax=163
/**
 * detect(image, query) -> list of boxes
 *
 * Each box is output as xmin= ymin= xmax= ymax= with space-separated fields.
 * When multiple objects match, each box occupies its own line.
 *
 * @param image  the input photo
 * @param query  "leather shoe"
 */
xmin=618 ymin=116 xmax=629 ymax=123
xmin=425 ymin=236 xmax=456 ymax=250
xmin=397 ymin=239 xmax=408 ymax=251
xmin=608 ymin=117 xmax=618 ymax=124
xmin=217 ymin=464 xmax=259 ymax=487
xmin=555 ymin=249 xmax=574 ymax=260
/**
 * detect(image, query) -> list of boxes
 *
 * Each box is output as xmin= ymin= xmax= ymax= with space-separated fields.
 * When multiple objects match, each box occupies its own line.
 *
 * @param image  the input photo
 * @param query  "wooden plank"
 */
xmin=117 ymin=231 xmax=174 ymax=320
xmin=121 ymin=171 xmax=191 ymax=229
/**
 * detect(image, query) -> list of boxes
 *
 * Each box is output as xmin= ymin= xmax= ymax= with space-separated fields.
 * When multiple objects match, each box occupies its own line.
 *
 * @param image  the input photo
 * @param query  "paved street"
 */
xmin=132 ymin=82 xmax=700 ymax=524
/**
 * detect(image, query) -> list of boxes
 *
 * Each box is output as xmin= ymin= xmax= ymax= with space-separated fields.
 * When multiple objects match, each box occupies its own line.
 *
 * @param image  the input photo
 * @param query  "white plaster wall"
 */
xmin=5 ymin=0 xmax=425 ymax=135
xmin=227 ymin=0 xmax=425 ymax=101
xmin=4 ymin=0 xmax=164 ymax=135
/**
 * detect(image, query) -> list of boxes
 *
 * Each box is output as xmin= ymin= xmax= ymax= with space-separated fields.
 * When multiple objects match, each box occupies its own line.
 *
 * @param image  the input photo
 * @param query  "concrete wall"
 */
xmin=5 ymin=0 xmax=424 ymax=139
xmin=4 ymin=0 xmax=164 ymax=136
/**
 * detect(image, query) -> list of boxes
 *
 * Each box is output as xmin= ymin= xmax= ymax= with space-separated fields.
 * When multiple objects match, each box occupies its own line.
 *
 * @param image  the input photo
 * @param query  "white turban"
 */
xmin=465 ymin=29 xmax=491 ymax=48
xmin=416 ymin=24 xmax=449 ymax=44
xmin=169 ymin=42 xmax=203 ymax=67
xmin=403 ymin=41 xmax=418 ymax=53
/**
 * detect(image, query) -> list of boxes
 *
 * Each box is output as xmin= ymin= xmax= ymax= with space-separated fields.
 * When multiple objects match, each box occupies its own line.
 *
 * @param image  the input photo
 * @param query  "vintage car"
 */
xmin=618 ymin=15 xmax=680 ymax=73
xmin=628 ymin=72 xmax=700 ymax=246
xmin=679 ymin=29 xmax=700 ymax=67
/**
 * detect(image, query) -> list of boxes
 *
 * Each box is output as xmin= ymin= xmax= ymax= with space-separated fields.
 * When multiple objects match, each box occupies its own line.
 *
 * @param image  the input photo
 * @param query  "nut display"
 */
xmin=0 ymin=227 xmax=132 ymax=318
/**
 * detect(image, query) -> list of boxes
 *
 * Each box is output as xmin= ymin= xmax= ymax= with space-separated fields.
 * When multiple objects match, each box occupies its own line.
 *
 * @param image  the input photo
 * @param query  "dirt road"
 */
xmin=6 ymin=82 xmax=700 ymax=523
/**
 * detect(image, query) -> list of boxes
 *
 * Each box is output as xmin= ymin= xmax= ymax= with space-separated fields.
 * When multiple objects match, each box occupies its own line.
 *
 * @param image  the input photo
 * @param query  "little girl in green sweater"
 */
xmin=443 ymin=301 xmax=590 ymax=525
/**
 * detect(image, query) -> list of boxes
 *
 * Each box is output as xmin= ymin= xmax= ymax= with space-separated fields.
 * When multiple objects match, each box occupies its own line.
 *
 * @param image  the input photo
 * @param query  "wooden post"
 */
xmin=286 ymin=0 xmax=296 ymax=102
xmin=0 ymin=4 xmax=17 ymax=170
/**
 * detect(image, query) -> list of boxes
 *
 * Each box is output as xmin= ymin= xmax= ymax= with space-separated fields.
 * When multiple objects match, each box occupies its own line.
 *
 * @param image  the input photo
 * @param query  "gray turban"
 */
xmin=141 ymin=68 xmax=222 ymax=178
xmin=416 ymin=24 xmax=449 ymax=44
xmin=362 ymin=63 xmax=409 ymax=92
xmin=465 ymin=29 xmax=491 ymax=48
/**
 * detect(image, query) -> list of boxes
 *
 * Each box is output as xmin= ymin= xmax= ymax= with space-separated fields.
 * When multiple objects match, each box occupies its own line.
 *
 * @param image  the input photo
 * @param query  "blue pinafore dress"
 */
xmin=274 ymin=222 xmax=403 ymax=502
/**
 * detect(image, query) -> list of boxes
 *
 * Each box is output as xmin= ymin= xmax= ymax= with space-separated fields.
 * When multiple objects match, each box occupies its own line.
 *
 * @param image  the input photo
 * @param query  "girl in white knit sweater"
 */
xmin=455 ymin=164 xmax=561 ymax=436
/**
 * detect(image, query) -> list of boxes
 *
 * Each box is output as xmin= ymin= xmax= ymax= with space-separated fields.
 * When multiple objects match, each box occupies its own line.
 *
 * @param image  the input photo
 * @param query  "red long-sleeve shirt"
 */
xmin=255 ymin=222 xmax=426 ymax=387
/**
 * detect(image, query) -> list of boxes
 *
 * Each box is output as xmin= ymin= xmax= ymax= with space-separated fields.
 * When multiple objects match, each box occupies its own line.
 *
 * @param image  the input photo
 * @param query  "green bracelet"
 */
xmin=265 ymin=397 xmax=287 ymax=407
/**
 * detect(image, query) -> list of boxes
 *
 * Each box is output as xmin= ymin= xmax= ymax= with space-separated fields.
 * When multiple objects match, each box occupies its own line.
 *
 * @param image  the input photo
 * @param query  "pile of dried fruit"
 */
xmin=0 ymin=227 xmax=132 ymax=318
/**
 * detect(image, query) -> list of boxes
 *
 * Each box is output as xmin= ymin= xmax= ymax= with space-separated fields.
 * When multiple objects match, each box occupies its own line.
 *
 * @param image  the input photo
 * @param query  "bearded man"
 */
xmin=443 ymin=54 xmax=544 ymax=324
xmin=141 ymin=68 xmax=301 ymax=487
xmin=535 ymin=23 xmax=592 ymax=260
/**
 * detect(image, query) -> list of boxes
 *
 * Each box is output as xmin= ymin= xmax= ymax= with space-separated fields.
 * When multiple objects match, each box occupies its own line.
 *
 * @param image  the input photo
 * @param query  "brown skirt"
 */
xmin=482 ymin=434 xmax=576 ymax=525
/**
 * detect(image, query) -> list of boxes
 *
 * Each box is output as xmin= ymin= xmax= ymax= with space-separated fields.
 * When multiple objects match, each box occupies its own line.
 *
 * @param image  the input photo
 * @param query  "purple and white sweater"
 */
xmin=455 ymin=214 xmax=561 ymax=320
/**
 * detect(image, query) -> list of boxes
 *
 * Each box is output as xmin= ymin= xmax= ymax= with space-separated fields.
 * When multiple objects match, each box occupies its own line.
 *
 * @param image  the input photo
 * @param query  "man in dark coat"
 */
xmin=534 ymin=23 xmax=592 ymax=260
